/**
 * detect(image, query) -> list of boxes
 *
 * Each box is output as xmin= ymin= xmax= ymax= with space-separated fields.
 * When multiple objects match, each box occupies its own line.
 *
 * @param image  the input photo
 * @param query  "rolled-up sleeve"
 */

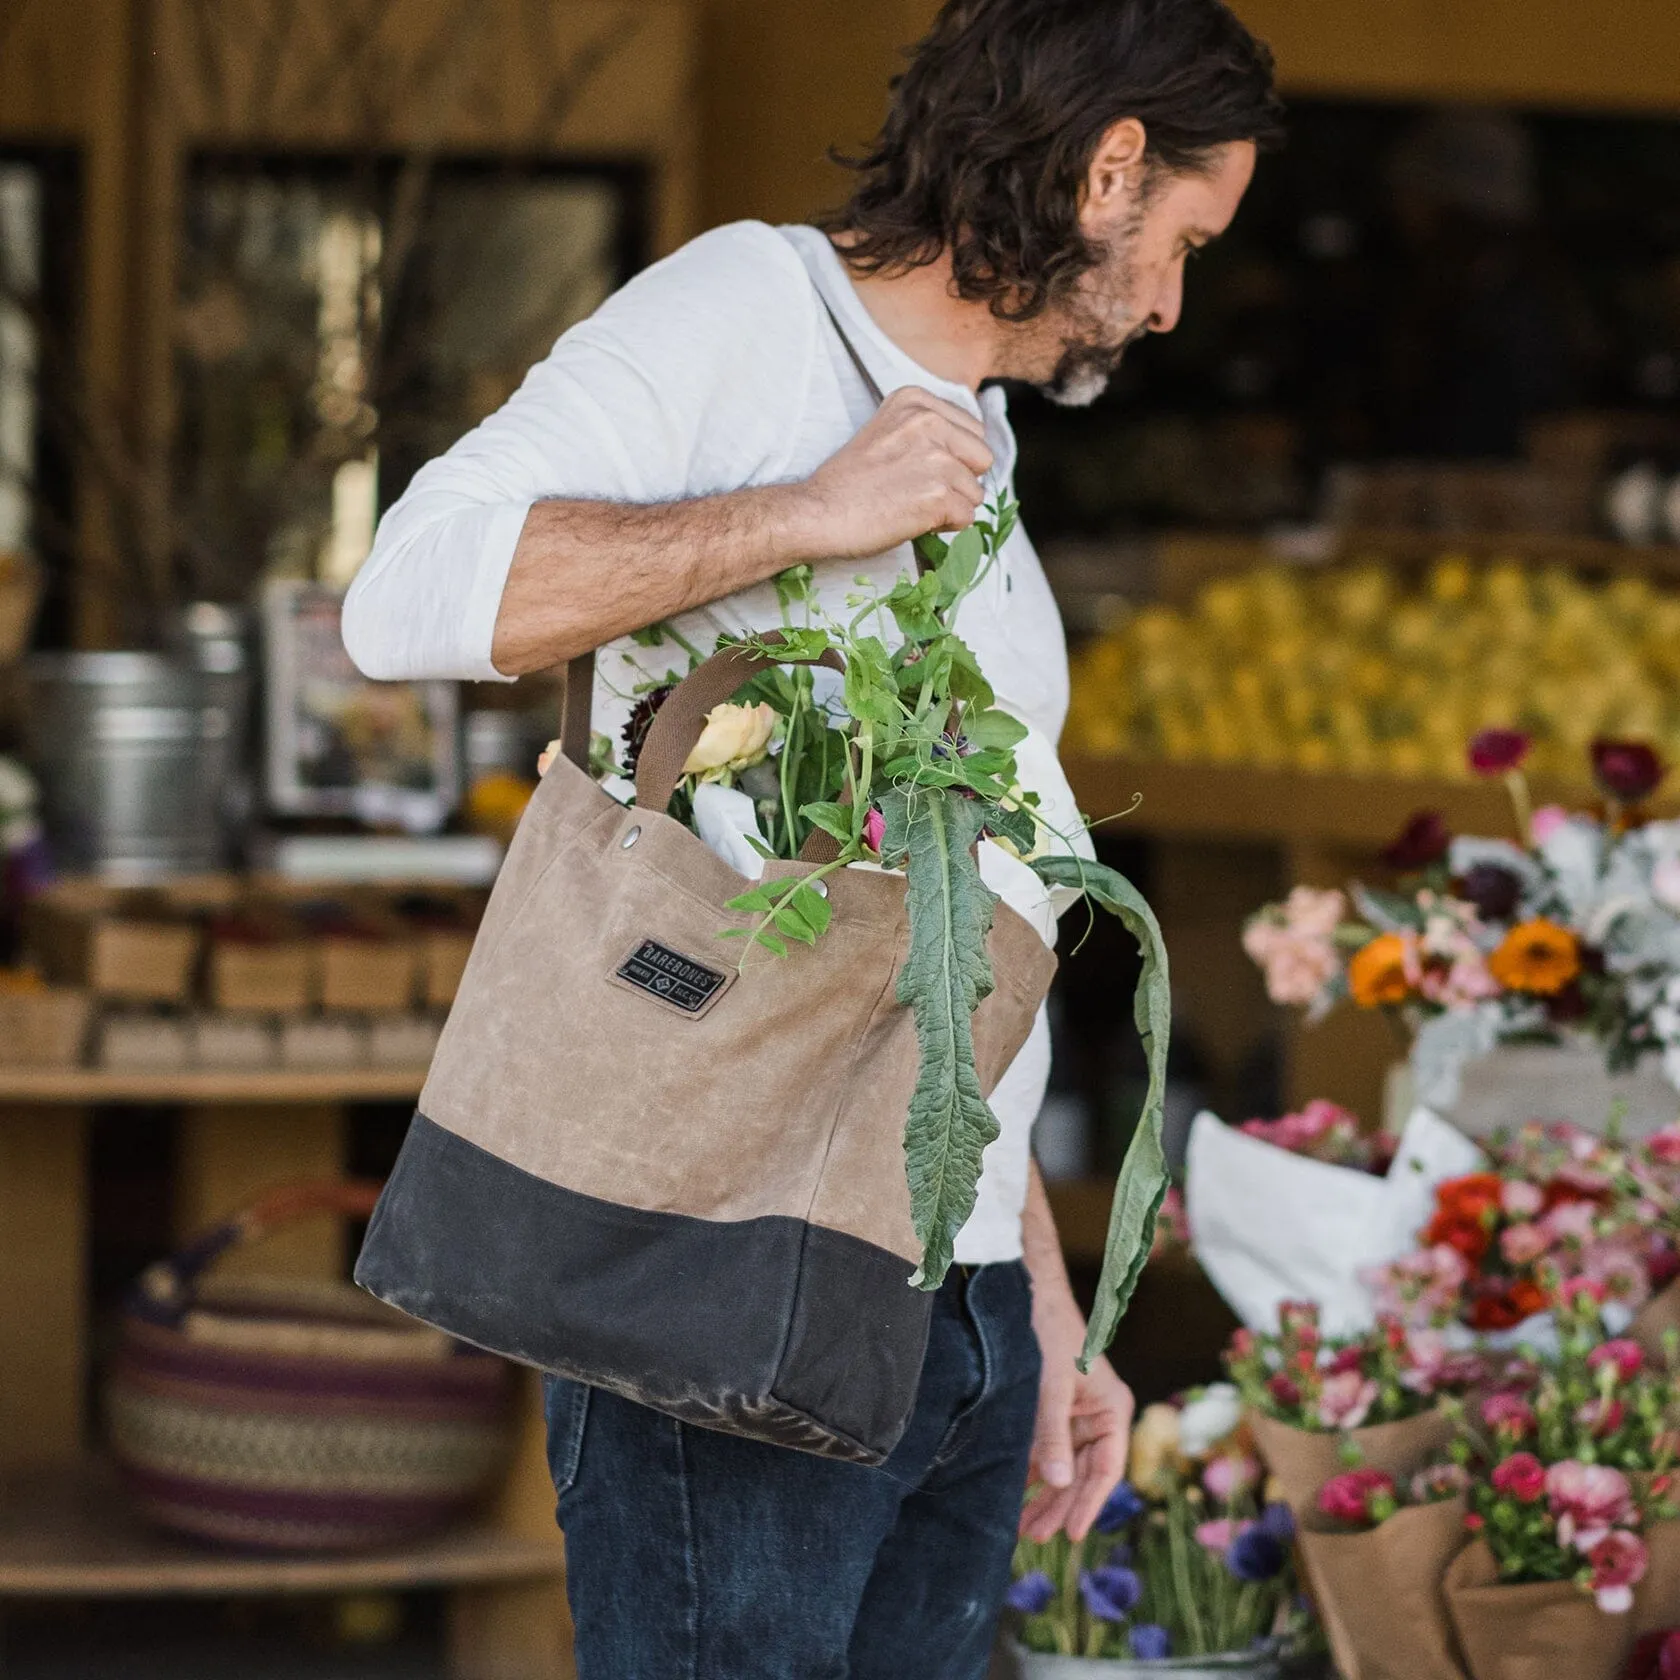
xmin=341 ymin=221 xmax=815 ymax=682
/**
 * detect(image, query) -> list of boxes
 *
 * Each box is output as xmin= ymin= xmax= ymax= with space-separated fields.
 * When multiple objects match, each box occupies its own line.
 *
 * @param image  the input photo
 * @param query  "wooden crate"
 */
xmin=0 ymin=986 xmax=92 ymax=1068
xmin=205 ymin=907 xmax=315 ymax=1013
xmin=25 ymin=884 xmax=201 ymax=1004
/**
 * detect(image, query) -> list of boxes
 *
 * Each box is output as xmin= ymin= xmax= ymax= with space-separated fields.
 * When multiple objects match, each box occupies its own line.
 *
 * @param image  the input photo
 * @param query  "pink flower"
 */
xmin=1481 ymin=1392 xmax=1536 ymax=1439
xmin=1588 ymin=1340 xmax=1646 ymax=1384
xmin=1202 ymin=1453 xmax=1262 ymax=1503
xmin=1362 ymin=1245 xmax=1470 ymax=1328
xmin=1280 ymin=886 xmax=1346 ymax=939
xmin=1585 ymin=1241 xmax=1654 ymax=1309
xmin=1577 ymin=1396 xmax=1627 ymax=1438
xmin=1530 ymin=805 xmax=1570 ymax=844
xmin=862 ymin=806 xmax=886 ymax=853
xmin=1501 ymin=1180 xmax=1545 ymax=1218
xmin=1318 ymin=1469 xmax=1396 ymax=1527
xmin=1491 ymin=1452 xmax=1547 ymax=1503
xmin=1543 ymin=1202 xmax=1598 ymax=1244
xmin=1648 ymin=1126 xmax=1680 ymax=1166
xmin=1469 ymin=728 xmax=1532 ymax=776
xmin=1588 ymin=1530 xmax=1648 ymax=1614
xmin=1412 ymin=1462 xmax=1470 ymax=1502
xmin=1243 ymin=890 xmax=1346 ymax=1007
xmin=1501 ymin=1222 xmax=1553 ymax=1266
xmin=1195 ymin=1518 xmax=1245 ymax=1553
xmin=1316 ymin=1370 xmax=1379 ymax=1430
xmin=1546 ymin=1461 xmax=1636 ymax=1551
xmin=1652 ymin=858 xmax=1680 ymax=914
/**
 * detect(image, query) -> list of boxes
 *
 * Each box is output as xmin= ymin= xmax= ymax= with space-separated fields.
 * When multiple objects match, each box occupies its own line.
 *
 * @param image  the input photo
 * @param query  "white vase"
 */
xmin=1385 ymin=1041 xmax=1680 ymax=1140
xmin=1006 ymin=1639 xmax=1288 ymax=1679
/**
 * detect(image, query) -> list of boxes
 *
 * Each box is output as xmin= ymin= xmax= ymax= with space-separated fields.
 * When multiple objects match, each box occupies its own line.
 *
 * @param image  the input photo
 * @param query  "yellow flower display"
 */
xmin=1064 ymin=558 xmax=1680 ymax=786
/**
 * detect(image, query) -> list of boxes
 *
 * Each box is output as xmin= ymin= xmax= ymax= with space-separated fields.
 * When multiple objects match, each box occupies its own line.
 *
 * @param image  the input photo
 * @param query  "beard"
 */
xmin=1036 ymin=209 xmax=1150 ymax=408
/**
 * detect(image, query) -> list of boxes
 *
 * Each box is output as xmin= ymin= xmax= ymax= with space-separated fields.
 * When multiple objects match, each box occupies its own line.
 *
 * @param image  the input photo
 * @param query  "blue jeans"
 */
xmin=542 ymin=1260 xmax=1041 ymax=1680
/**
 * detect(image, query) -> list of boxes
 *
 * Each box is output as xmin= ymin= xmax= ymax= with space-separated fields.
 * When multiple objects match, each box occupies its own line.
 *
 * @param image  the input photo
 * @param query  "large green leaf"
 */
xmin=879 ymin=784 xmax=1000 ymax=1290
xmin=1031 ymin=855 xmax=1173 ymax=1370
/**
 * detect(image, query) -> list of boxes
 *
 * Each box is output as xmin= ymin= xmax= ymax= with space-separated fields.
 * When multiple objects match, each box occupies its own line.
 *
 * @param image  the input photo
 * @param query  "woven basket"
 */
xmin=106 ymin=1182 xmax=516 ymax=1552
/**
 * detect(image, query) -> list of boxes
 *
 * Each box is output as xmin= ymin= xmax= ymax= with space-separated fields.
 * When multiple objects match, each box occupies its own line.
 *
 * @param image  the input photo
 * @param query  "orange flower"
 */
xmin=1348 ymin=933 xmax=1419 ymax=1007
xmin=1487 ymin=920 xmax=1582 ymax=996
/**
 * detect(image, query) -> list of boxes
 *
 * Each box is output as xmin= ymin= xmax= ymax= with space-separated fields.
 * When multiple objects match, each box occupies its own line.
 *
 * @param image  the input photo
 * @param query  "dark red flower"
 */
xmin=1459 ymin=863 xmax=1523 ymax=922
xmin=1469 ymin=728 xmax=1533 ymax=776
xmin=1621 ymin=1629 xmax=1680 ymax=1680
xmin=1592 ymin=739 xmax=1666 ymax=804
xmin=1382 ymin=810 xmax=1451 ymax=870
xmin=621 ymin=684 xmax=675 ymax=776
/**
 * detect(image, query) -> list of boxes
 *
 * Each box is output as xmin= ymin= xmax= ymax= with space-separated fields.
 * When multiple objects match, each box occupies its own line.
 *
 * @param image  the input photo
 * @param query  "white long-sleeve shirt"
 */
xmin=344 ymin=220 xmax=1090 ymax=1263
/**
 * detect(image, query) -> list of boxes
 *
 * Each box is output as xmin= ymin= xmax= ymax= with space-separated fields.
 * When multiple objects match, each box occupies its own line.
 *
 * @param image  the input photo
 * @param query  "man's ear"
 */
xmin=1084 ymin=118 xmax=1149 ymax=219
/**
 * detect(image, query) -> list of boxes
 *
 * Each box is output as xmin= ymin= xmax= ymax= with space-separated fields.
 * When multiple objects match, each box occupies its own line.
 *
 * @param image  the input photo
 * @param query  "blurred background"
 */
xmin=0 ymin=0 xmax=1676 ymax=1673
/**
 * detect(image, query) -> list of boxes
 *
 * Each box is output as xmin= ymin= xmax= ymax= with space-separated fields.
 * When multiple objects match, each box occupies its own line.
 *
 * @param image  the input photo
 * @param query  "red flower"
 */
xmin=1589 ymin=1340 xmax=1646 ymax=1384
xmin=1382 ymin=810 xmax=1451 ymax=870
xmin=1424 ymin=1173 xmax=1504 ymax=1267
xmin=1621 ymin=1629 xmax=1680 ymax=1680
xmin=1578 ymin=1397 xmax=1627 ymax=1439
xmin=1469 ymin=728 xmax=1533 ymax=776
xmin=1469 ymin=1279 xmax=1548 ymax=1331
xmin=1592 ymin=739 xmax=1666 ymax=804
xmin=1482 ymin=1392 xmax=1537 ymax=1439
xmin=1491 ymin=1452 xmax=1546 ymax=1503
xmin=1318 ymin=1468 xmax=1397 ymax=1527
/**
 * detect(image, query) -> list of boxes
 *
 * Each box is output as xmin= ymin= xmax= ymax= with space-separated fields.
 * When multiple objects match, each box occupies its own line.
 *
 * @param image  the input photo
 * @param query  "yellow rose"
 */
xmin=683 ymin=701 xmax=778 ymax=780
xmin=1129 ymin=1403 xmax=1183 ymax=1498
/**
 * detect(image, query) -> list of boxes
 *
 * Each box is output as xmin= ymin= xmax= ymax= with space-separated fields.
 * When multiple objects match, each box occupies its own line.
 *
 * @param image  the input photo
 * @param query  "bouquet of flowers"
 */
xmin=1007 ymin=1383 xmax=1305 ymax=1664
xmin=1244 ymin=729 xmax=1680 ymax=1110
xmin=1235 ymin=1098 xmax=1397 ymax=1174
xmin=1224 ymin=1301 xmax=1473 ymax=1514
xmin=1301 ymin=1460 xmax=1473 ymax=1680
xmin=547 ymin=506 xmax=1172 ymax=1343
xmin=1365 ymin=1122 xmax=1680 ymax=1340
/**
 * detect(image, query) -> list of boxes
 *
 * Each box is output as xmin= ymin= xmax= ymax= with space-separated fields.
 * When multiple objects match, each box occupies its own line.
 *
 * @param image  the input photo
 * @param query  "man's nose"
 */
xmin=1148 ymin=268 xmax=1185 ymax=335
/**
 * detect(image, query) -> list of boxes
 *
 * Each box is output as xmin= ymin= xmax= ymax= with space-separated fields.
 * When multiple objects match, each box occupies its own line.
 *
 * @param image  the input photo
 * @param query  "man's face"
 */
xmin=1017 ymin=140 xmax=1257 ymax=407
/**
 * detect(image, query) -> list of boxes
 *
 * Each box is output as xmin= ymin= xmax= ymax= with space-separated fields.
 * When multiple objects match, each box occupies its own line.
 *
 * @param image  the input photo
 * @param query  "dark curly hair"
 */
xmin=820 ymin=0 xmax=1284 ymax=323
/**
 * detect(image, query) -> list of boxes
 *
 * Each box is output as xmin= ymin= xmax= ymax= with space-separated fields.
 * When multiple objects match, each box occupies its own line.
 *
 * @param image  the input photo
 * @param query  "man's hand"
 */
xmin=783 ymin=386 xmax=994 ymax=560
xmin=1020 ymin=1287 xmax=1136 ymax=1543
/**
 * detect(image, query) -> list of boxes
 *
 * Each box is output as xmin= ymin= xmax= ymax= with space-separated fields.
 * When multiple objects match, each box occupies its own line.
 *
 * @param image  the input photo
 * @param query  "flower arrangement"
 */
xmin=1245 ymin=727 xmax=1680 ymax=1109
xmin=543 ymin=508 xmax=1173 ymax=1336
xmin=1235 ymin=1098 xmax=1396 ymax=1174
xmin=1225 ymin=1301 xmax=1483 ymax=1433
xmin=1364 ymin=1121 xmax=1680 ymax=1336
xmin=1008 ymin=1384 xmax=1304 ymax=1664
xmin=1315 ymin=1459 xmax=1469 ymax=1527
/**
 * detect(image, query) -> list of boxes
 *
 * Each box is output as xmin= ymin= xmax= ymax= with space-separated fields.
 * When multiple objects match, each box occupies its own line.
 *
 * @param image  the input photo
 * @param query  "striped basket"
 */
xmin=106 ymin=1181 xmax=516 ymax=1552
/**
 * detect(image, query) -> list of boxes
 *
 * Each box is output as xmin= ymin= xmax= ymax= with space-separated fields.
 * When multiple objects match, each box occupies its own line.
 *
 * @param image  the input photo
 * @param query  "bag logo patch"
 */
xmin=615 ymin=940 xmax=728 ymax=1014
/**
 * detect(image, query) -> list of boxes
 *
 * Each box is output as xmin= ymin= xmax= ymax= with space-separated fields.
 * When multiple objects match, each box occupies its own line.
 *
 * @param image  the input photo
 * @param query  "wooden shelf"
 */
xmin=1062 ymin=754 xmax=1680 ymax=852
xmin=0 ymin=1067 xmax=428 ymax=1106
xmin=0 ymin=1463 xmax=565 ymax=1599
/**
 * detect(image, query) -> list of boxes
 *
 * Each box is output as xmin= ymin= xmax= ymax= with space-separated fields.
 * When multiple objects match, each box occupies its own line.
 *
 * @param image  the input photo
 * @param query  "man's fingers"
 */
xmin=1064 ymin=1432 xmax=1131 ymax=1542
xmin=1020 ymin=1482 xmax=1078 ymax=1543
xmin=1031 ymin=1375 xmax=1076 ymax=1492
xmin=884 ymin=385 xmax=990 ymax=442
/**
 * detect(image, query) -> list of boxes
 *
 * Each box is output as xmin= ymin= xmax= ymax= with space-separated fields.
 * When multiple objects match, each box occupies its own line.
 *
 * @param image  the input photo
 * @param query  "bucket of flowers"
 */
xmin=1004 ymin=1384 xmax=1310 ymax=1676
xmin=1243 ymin=729 xmax=1680 ymax=1124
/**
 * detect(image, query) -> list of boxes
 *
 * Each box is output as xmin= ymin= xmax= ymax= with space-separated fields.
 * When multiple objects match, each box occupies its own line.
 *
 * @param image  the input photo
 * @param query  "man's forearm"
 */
xmin=1022 ymin=1159 xmax=1078 ymax=1313
xmin=489 ymin=486 xmax=817 ymax=676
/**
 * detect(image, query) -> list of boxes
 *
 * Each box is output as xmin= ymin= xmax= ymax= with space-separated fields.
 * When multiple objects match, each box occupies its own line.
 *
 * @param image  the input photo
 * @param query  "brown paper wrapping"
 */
xmin=1634 ymin=1520 xmax=1680 ymax=1638
xmin=1249 ymin=1407 xmax=1456 ymax=1517
xmin=1631 ymin=1279 xmax=1680 ymax=1366
xmin=1443 ymin=1540 xmax=1634 ymax=1680
xmin=1299 ymin=1496 xmax=1471 ymax=1680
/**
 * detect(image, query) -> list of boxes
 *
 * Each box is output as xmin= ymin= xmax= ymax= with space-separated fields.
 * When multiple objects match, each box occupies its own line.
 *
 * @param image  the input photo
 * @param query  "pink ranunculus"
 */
xmin=1490 ymin=1452 xmax=1547 ymax=1504
xmin=1481 ymin=1392 xmax=1537 ymax=1439
xmin=1281 ymin=886 xmax=1347 ymax=939
xmin=1242 ymin=919 xmax=1341 ymax=1008
xmin=1588 ymin=1529 xmax=1649 ymax=1615
xmin=1202 ymin=1453 xmax=1262 ymax=1503
xmin=862 ymin=806 xmax=886 ymax=853
xmin=1362 ymin=1245 xmax=1471 ymax=1328
xmin=1195 ymin=1518 xmax=1245 ymax=1553
xmin=1546 ymin=1461 xmax=1636 ymax=1551
xmin=1554 ymin=1160 xmax=1614 ymax=1195
xmin=1412 ymin=1462 xmax=1470 ymax=1502
xmin=1316 ymin=1370 xmax=1379 ymax=1431
xmin=1501 ymin=1222 xmax=1553 ymax=1266
xmin=1585 ymin=1241 xmax=1654 ymax=1309
xmin=1529 ymin=804 xmax=1570 ymax=844
xmin=1649 ymin=1126 xmax=1680 ymax=1166
xmin=1501 ymin=1180 xmax=1545 ymax=1218
xmin=1577 ymin=1396 xmax=1627 ymax=1439
xmin=1317 ymin=1469 xmax=1396 ymax=1527
xmin=1543 ymin=1202 xmax=1598 ymax=1244
xmin=1588 ymin=1340 xmax=1646 ymax=1384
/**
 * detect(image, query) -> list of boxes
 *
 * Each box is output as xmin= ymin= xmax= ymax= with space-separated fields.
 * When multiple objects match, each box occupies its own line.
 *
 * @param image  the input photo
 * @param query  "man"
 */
xmin=344 ymin=1 xmax=1279 ymax=1672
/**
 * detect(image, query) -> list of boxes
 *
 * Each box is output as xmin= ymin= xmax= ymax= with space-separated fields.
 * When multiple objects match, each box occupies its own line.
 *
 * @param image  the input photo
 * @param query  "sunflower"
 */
xmin=1347 ymin=933 xmax=1419 ymax=1007
xmin=1487 ymin=919 xmax=1581 ymax=996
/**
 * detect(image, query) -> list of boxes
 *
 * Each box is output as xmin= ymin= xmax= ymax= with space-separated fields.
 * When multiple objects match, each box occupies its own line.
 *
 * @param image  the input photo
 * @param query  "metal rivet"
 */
xmin=621 ymin=825 xmax=642 ymax=849
xmin=810 ymin=878 xmax=828 ymax=898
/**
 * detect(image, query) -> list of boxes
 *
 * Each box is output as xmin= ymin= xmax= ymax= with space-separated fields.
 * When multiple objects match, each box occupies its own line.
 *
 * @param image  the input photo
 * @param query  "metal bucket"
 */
xmin=1006 ymin=1640 xmax=1288 ymax=1680
xmin=25 ymin=653 xmax=248 ymax=880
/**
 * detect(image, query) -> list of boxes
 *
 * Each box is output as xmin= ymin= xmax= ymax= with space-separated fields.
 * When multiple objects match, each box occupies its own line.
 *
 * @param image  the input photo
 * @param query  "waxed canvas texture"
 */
xmin=358 ymin=744 xmax=1058 ymax=1462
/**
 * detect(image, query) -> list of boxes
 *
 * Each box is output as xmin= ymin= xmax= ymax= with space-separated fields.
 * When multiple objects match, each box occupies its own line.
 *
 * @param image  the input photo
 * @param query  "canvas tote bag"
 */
xmin=357 ymin=634 xmax=1058 ymax=1465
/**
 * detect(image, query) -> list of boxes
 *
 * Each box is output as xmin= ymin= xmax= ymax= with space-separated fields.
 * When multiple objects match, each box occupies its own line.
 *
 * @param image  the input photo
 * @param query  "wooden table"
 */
xmin=0 ymin=1066 xmax=573 ymax=1680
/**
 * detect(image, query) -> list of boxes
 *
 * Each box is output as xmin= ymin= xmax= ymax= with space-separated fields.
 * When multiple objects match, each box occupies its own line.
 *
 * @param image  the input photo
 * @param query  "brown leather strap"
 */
xmin=635 ymin=635 xmax=845 ymax=815
xmin=557 ymin=652 xmax=596 ymax=771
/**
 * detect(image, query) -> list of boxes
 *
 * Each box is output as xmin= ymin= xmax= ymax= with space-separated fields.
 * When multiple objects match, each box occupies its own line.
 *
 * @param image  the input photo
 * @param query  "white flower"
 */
xmin=0 ymin=757 xmax=36 ymax=815
xmin=684 ymin=702 xmax=778 ymax=780
xmin=1176 ymin=1382 xmax=1243 ymax=1458
xmin=1652 ymin=857 xmax=1680 ymax=914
